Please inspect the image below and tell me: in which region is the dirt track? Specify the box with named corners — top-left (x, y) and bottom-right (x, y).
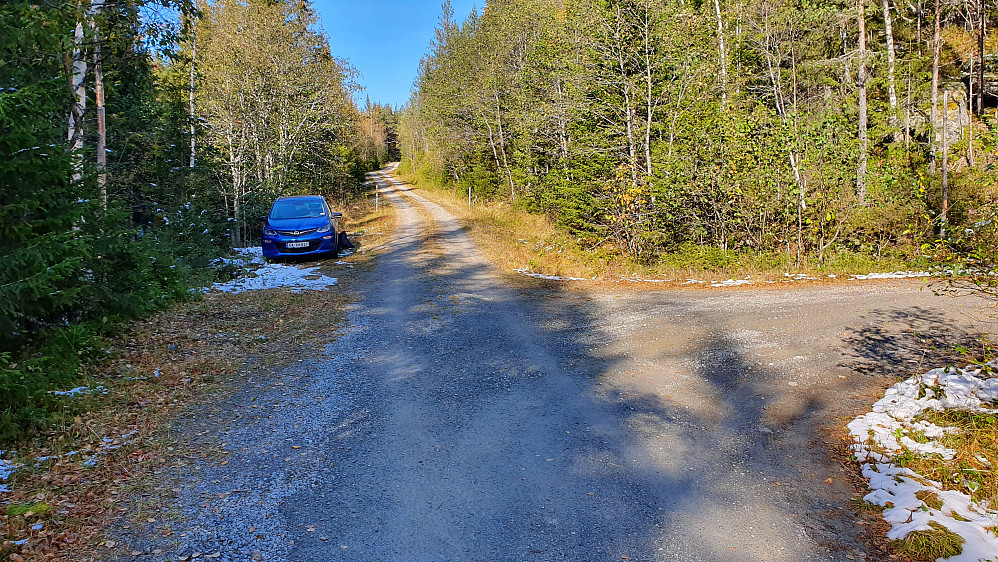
top-left (110, 168), bottom-right (996, 561)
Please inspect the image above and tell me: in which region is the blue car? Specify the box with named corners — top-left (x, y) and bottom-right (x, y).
top-left (261, 195), bottom-right (341, 260)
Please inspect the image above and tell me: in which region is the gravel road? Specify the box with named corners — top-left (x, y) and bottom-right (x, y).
top-left (111, 169), bottom-right (996, 561)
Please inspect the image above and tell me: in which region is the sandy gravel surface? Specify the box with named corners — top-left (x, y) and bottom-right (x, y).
top-left (108, 170), bottom-right (996, 561)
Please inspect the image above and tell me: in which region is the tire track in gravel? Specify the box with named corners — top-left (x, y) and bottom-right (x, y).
top-left (109, 166), bottom-right (996, 562)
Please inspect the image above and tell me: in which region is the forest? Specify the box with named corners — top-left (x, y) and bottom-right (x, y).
top-left (0, 0), bottom-right (396, 441)
top-left (402, 0), bottom-right (998, 267)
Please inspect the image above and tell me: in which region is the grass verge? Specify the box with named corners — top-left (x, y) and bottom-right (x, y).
top-left (395, 171), bottom-right (932, 285)
top-left (0, 196), bottom-right (393, 561)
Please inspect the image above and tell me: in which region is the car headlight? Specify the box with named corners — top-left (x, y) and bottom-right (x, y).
top-left (263, 227), bottom-right (276, 236)
top-left (316, 222), bottom-right (332, 233)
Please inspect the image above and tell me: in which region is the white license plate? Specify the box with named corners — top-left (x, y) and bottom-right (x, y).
top-left (286, 241), bottom-right (309, 249)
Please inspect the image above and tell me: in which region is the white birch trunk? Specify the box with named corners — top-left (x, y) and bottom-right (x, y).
top-left (714, 0), bottom-right (728, 109)
top-left (189, 25), bottom-right (197, 168)
top-left (92, 0), bottom-right (106, 209)
top-left (857, 0), bottom-right (869, 204)
top-left (68, 16), bottom-right (87, 185)
top-left (883, 0), bottom-right (899, 141)
top-left (930, 0), bottom-right (941, 172)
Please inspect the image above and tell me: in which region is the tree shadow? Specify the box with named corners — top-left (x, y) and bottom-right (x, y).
top-left (839, 306), bottom-right (981, 378)
top-left (279, 176), bottom-right (864, 561)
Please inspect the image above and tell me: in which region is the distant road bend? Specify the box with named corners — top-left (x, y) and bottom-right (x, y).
top-left (117, 166), bottom-right (996, 561)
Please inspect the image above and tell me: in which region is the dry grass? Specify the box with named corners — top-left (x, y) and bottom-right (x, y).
top-left (898, 407), bottom-right (998, 510)
top-left (891, 521), bottom-right (965, 560)
top-left (0, 200), bottom-right (393, 561)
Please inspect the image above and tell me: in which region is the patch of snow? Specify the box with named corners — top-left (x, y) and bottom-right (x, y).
top-left (621, 276), bottom-right (673, 283)
top-left (49, 385), bottom-right (107, 397)
top-left (0, 451), bottom-right (17, 492)
top-left (710, 278), bottom-right (753, 287)
top-left (848, 363), bottom-right (998, 560)
top-left (850, 271), bottom-right (933, 280)
top-left (207, 247), bottom-right (337, 294)
top-left (513, 268), bottom-right (586, 281)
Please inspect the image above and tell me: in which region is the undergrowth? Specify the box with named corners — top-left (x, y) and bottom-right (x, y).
top-left (0, 196), bottom-right (390, 560)
top-left (398, 170), bottom-right (943, 283)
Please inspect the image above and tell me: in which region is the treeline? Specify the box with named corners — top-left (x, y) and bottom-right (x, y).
top-left (402, 0), bottom-right (998, 264)
top-left (0, 0), bottom-right (386, 441)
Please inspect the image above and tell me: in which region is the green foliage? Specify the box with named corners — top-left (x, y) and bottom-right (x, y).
top-left (401, 0), bottom-right (994, 269)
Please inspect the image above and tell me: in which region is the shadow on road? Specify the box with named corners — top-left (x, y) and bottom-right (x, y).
top-left (286, 173), bottom-right (867, 561)
top-left (840, 306), bottom-right (980, 378)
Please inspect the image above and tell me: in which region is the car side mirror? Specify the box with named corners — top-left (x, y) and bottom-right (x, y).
top-left (257, 216), bottom-right (267, 222)
top-left (330, 212), bottom-right (342, 219)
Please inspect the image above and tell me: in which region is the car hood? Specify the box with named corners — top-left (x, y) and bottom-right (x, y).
top-left (267, 216), bottom-right (331, 230)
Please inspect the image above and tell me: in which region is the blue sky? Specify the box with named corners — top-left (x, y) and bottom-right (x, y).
top-left (312, 0), bottom-right (479, 109)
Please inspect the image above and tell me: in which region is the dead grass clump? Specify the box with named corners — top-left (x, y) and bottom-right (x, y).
top-left (915, 490), bottom-right (944, 510)
top-left (891, 521), bottom-right (964, 560)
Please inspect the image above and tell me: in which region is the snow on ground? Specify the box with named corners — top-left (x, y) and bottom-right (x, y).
top-left (207, 247), bottom-right (337, 294)
top-left (48, 385), bottom-right (107, 397)
top-left (0, 430), bottom-right (141, 494)
top-left (848, 364), bottom-right (998, 561)
top-left (710, 278), bottom-right (753, 287)
top-left (849, 271), bottom-right (934, 280)
top-left (512, 268), bottom-right (588, 281)
top-left (0, 452), bottom-right (16, 493)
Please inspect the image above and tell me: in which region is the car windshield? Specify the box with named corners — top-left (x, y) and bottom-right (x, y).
top-left (270, 199), bottom-right (326, 220)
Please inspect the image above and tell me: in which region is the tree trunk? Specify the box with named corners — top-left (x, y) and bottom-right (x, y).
top-left (92, 0), bottom-right (106, 210)
top-left (906, 60), bottom-right (913, 148)
top-left (930, 0), bottom-right (941, 172)
top-left (941, 90), bottom-right (949, 237)
top-left (967, 63), bottom-right (976, 166)
top-left (492, 94), bottom-right (515, 198)
top-left (714, 0), bottom-right (728, 109)
top-left (68, 12), bottom-right (87, 185)
top-left (978, 0), bottom-right (985, 114)
top-left (857, 0), bottom-right (869, 204)
top-left (642, 0), bottom-right (654, 177)
top-left (189, 24), bottom-right (197, 168)
top-left (883, 0), bottom-right (899, 141)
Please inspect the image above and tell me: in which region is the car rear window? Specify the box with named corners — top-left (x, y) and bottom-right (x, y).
top-left (270, 199), bottom-right (326, 219)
